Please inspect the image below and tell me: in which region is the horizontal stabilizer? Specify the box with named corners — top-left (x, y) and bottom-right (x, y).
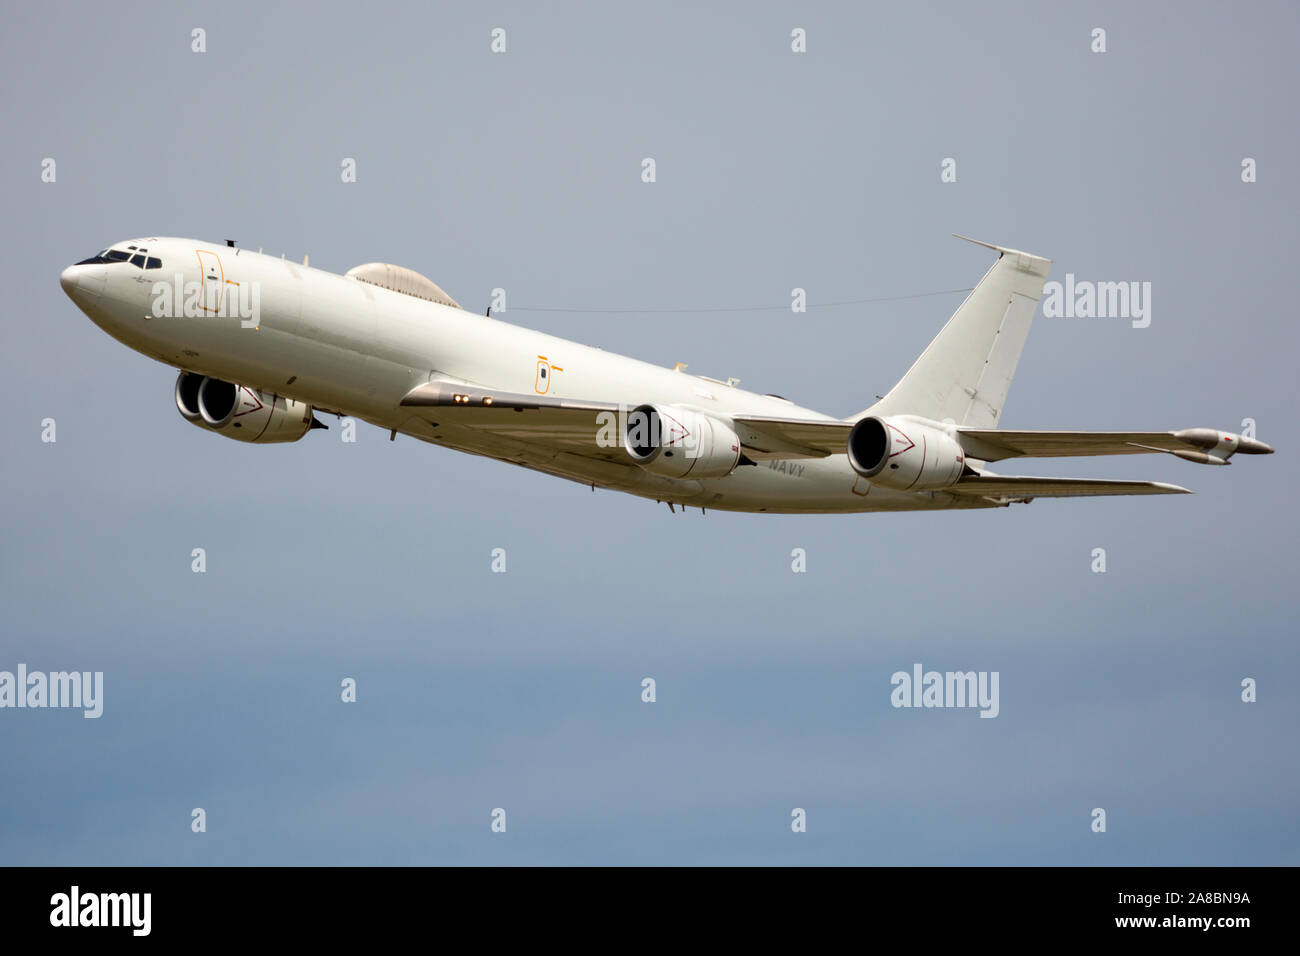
top-left (948, 475), bottom-right (1190, 500)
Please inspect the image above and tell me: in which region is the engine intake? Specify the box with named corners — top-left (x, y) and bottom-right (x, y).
top-left (847, 416), bottom-right (965, 491)
top-left (622, 404), bottom-right (742, 479)
top-left (175, 371), bottom-right (316, 443)
top-left (174, 370), bottom-right (204, 422)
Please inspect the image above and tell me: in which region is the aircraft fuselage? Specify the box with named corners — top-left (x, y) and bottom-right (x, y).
top-left (58, 237), bottom-right (998, 514)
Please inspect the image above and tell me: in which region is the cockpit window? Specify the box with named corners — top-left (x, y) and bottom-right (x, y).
top-left (74, 247), bottom-right (161, 269)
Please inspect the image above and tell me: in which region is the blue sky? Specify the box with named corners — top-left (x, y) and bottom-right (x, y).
top-left (1, 1), bottom-right (1296, 864)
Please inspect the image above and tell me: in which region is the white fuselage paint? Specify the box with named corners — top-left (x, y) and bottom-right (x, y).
top-left (62, 237), bottom-right (995, 514)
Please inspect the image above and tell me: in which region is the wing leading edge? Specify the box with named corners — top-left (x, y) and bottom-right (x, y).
top-left (398, 381), bottom-right (622, 456)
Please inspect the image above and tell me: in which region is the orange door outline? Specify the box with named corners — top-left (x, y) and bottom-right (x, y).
top-left (196, 250), bottom-right (224, 314)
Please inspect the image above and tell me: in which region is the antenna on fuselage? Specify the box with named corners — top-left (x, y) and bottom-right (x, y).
top-left (226, 239), bottom-right (236, 248)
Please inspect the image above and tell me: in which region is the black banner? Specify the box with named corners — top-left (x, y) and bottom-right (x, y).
top-left (0, 866), bottom-right (1278, 941)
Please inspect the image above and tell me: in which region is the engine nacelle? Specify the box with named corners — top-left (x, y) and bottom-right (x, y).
top-left (847, 415), bottom-right (966, 491)
top-left (622, 403), bottom-right (742, 479)
top-left (175, 371), bottom-right (315, 443)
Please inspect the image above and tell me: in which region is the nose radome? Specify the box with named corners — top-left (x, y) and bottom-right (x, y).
top-left (60, 262), bottom-right (107, 301)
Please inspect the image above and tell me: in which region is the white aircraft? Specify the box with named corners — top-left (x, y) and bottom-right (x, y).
top-left (59, 235), bottom-right (1272, 514)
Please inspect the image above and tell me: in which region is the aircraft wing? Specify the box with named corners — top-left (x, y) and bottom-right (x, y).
top-left (729, 416), bottom-right (847, 458)
top-left (729, 417), bottom-right (1275, 466)
top-left (398, 381), bottom-right (623, 456)
top-left (954, 428), bottom-right (1275, 463)
top-left (401, 388), bottom-right (847, 462)
top-left (399, 388), bottom-right (1275, 474)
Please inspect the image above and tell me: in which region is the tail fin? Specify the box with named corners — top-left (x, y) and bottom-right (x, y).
top-left (859, 236), bottom-right (1052, 428)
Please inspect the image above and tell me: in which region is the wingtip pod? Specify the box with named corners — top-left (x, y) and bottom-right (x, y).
top-left (1171, 449), bottom-right (1230, 466)
top-left (1173, 428), bottom-right (1275, 461)
top-left (1237, 437), bottom-right (1275, 455)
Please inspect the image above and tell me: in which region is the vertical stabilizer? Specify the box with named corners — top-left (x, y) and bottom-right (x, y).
top-left (860, 237), bottom-right (1052, 428)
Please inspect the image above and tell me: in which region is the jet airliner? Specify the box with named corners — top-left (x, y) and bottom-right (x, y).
top-left (58, 235), bottom-right (1272, 514)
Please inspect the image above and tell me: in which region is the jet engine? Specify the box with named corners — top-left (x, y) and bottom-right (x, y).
top-left (174, 371), bottom-right (317, 443)
top-left (621, 403), bottom-right (742, 479)
top-left (846, 415), bottom-right (966, 491)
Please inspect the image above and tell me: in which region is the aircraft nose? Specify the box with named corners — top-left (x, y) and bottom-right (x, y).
top-left (59, 262), bottom-right (107, 301)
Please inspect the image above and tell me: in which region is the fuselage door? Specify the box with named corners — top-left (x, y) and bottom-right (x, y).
top-left (196, 250), bottom-right (224, 314)
top-left (535, 355), bottom-right (563, 394)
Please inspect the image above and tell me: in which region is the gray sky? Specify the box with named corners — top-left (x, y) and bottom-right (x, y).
top-left (1, 0), bottom-right (1297, 864)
